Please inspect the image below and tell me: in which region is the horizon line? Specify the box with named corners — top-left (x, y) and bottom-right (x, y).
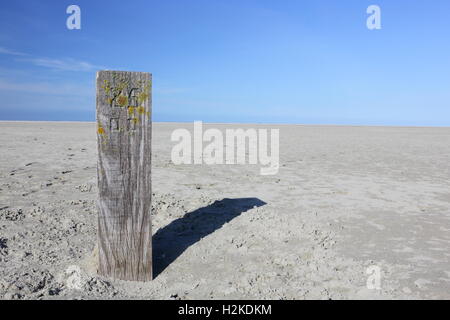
top-left (0, 120), bottom-right (449, 129)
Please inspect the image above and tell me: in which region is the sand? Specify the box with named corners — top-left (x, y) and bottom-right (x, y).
top-left (0, 121), bottom-right (449, 300)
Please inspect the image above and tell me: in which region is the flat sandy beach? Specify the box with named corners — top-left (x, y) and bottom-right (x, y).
top-left (1, 121), bottom-right (449, 299)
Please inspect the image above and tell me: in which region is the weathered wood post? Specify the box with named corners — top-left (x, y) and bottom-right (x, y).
top-left (96, 70), bottom-right (152, 281)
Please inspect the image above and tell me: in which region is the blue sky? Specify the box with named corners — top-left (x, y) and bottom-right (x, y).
top-left (0, 0), bottom-right (449, 125)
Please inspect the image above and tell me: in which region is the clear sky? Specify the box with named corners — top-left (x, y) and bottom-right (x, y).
top-left (0, 0), bottom-right (449, 125)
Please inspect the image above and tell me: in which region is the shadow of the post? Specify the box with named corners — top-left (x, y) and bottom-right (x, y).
top-left (152, 197), bottom-right (266, 278)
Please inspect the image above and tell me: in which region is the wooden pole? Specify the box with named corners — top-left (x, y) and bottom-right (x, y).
top-left (96, 70), bottom-right (152, 281)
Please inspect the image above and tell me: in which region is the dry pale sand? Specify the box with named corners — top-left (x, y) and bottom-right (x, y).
top-left (0, 121), bottom-right (450, 300)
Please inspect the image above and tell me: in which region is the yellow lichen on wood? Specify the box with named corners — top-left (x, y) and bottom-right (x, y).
top-left (118, 95), bottom-right (128, 107)
top-left (137, 106), bottom-right (145, 115)
top-left (138, 91), bottom-right (149, 104)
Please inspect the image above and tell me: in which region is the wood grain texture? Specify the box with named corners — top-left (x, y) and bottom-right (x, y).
top-left (96, 70), bottom-right (152, 281)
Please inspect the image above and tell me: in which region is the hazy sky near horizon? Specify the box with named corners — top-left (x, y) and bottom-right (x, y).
top-left (0, 0), bottom-right (449, 125)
